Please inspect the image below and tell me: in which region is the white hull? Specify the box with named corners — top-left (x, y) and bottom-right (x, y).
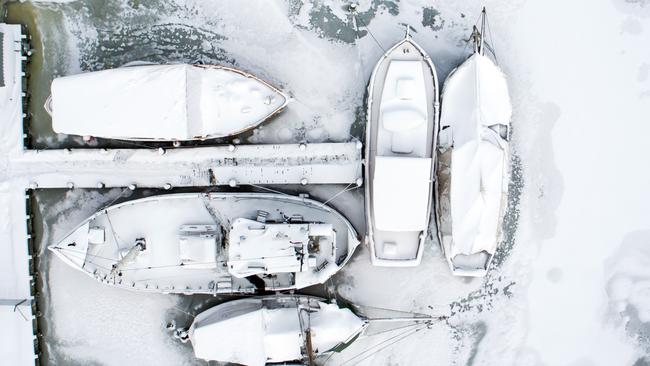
top-left (49, 192), bottom-right (360, 294)
top-left (365, 37), bottom-right (439, 267)
top-left (45, 64), bottom-right (288, 141)
top-left (189, 295), bottom-right (366, 366)
top-left (436, 52), bottom-right (511, 277)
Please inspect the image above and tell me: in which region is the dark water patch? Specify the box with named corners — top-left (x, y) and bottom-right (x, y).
top-left (492, 153), bottom-right (522, 269)
top-left (6, 2), bottom-right (57, 149)
top-left (623, 305), bottom-right (650, 356)
top-left (300, 1), bottom-right (399, 44)
top-left (422, 7), bottom-right (445, 31)
top-left (349, 101), bottom-right (366, 141)
top-left (634, 357), bottom-right (650, 366)
top-left (56, 0), bottom-right (231, 70)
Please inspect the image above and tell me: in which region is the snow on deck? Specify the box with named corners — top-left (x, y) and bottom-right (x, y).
top-left (0, 24), bottom-right (36, 366)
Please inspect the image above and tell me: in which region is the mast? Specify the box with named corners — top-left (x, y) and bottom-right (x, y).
top-left (305, 327), bottom-right (315, 366)
top-left (298, 298), bottom-right (316, 366)
top-left (478, 7), bottom-right (486, 55)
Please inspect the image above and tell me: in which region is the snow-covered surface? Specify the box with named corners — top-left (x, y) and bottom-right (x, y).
top-left (3, 0), bottom-right (650, 365)
top-left (0, 24), bottom-right (37, 366)
top-left (189, 296), bottom-right (365, 365)
top-left (50, 64), bottom-right (287, 140)
top-left (437, 52), bottom-right (511, 275)
top-left (0, 302), bottom-right (36, 365)
top-left (9, 142), bottom-right (362, 187)
top-left (365, 37), bottom-right (437, 267)
top-left (0, 23), bottom-right (25, 156)
top-left (372, 156), bottom-right (431, 232)
top-left (228, 219), bottom-right (335, 278)
top-left (379, 60), bottom-right (428, 155)
top-left (49, 192), bottom-right (360, 294)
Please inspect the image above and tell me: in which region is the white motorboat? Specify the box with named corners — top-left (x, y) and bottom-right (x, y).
top-left (436, 9), bottom-right (511, 277)
top-left (49, 192), bottom-right (360, 294)
top-left (44, 64), bottom-right (288, 141)
top-left (189, 296), bottom-right (367, 365)
top-left (365, 33), bottom-right (440, 267)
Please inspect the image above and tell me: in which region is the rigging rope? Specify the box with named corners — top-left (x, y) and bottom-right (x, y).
top-left (248, 184), bottom-right (294, 197)
top-left (322, 183), bottom-right (359, 206)
top-left (352, 10), bottom-right (387, 54)
top-left (485, 11), bottom-right (499, 64)
top-left (361, 321), bottom-right (425, 338)
top-left (353, 303), bottom-right (438, 318)
top-left (336, 322), bottom-right (430, 366)
top-left (105, 212), bottom-right (124, 260)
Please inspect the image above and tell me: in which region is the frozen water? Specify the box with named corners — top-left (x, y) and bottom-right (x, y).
top-left (2, 0), bottom-right (650, 365)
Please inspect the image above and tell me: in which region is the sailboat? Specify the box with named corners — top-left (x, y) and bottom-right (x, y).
top-left (189, 296), bottom-right (365, 365)
top-left (436, 8), bottom-right (511, 277)
top-left (187, 295), bottom-right (442, 365)
top-left (44, 64), bottom-right (288, 141)
top-left (365, 31), bottom-right (440, 267)
top-left (49, 192), bottom-right (360, 294)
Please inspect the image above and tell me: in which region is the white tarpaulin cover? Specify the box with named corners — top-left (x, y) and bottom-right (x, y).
top-left (50, 64), bottom-right (287, 140)
top-left (372, 156), bottom-right (432, 231)
top-left (191, 299), bottom-right (269, 366)
top-left (190, 298), bottom-right (365, 366)
top-left (439, 53), bottom-right (511, 258)
top-left (227, 218), bottom-right (309, 278)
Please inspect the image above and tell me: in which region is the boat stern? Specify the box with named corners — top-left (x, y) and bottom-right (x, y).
top-left (446, 250), bottom-right (494, 277)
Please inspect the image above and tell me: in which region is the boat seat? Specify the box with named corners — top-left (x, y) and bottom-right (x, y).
top-left (380, 101), bottom-right (427, 154)
top-left (395, 78), bottom-right (417, 100)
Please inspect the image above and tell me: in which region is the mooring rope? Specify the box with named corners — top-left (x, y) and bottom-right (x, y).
top-left (336, 322), bottom-right (430, 366)
top-left (351, 8), bottom-right (387, 54)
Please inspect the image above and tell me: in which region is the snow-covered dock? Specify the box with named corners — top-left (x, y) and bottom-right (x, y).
top-left (0, 186), bottom-right (36, 366)
top-left (10, 142), bottom-right (362, 188)
top-left (0, 24), bottom-right (37, 366)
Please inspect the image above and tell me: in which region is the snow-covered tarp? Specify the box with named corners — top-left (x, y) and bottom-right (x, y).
top-left (372, 156), bottom-right (432, 231)
top-left (49, 64), bottom-right (288, 140)
top-left (438, 53), bottom-right (511, 267)
top-left (190, 297), bottom-right (365, 365)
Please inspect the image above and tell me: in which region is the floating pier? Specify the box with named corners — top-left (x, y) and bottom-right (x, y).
top-left (0, 23), bottom-right (37, 366)
top-left (11, 142), bottom-right (362, 188)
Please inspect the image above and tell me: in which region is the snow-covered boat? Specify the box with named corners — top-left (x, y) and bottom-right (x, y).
top-left (189, 296), bottom-right (367, 365)
top-left (365, 33), bottom-right (439, 267)
top-left (436, 9), bottom-right (511, 277)
top-left (49, 192), bottom-right (360, 294)
top-left (44, 64), bottom-right (288, 141)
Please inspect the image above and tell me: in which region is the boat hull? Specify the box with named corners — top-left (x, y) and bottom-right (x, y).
top-left (365, 37), bottom-right (439, 267)
top-left (46, 64), bottom-right (288, 141)
top-left (436, 52), bottom-right (511, 277)
top-left (49, 192), bottom-right (360, 294)
top-left (189, 295), bottom-right (366, 365)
